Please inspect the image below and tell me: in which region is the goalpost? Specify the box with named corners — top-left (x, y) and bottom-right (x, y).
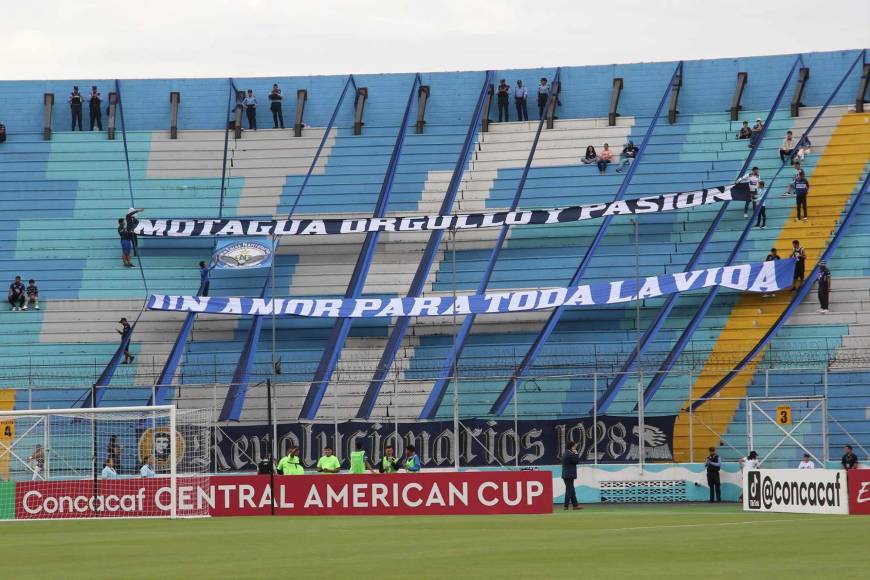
top-left (0, 405), bottom-right (211, 520)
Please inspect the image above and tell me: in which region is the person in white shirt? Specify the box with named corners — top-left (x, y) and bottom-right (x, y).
top-left (740, 450), bottom-right (760, 471)
top-left (739, 166), bottom-right (761, 217)
top-left (779, 130), bottom-right (796, 162)
top-left (514, 80), bottom-right (529, 121)
top-left (242, 89), bottom-right (257, 130)
top-left (798, 453), bottom-right (815, 469)
top-left (140, 455), bottom-right (156, 477)
top-left (101, 458), bottom-right (118, 479)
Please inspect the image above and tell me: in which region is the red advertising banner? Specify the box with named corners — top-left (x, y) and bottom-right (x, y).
top-left (847, 469), bottom-right (870, 515)
top-left (15, 471), bottom-right (552, 519)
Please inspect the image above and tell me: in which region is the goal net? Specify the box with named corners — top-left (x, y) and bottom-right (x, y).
top-left (0, 405), bottom-right (211, 520)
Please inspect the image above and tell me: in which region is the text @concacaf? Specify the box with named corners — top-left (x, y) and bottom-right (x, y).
top-left (759, 473), bottom-right (842, 508)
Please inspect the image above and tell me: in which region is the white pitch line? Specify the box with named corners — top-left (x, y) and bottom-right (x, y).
top-left (580, 516), bottom-right (845, 533)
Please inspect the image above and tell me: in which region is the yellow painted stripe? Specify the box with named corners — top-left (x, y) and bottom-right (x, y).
top-left (0, 389), bottom-right (14, 479)
top-left (673, 113), bottom-right (870, 462)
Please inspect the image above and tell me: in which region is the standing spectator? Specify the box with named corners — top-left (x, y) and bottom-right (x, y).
top-left (277, 446), bottom-right (304, 475)
top-left (243, 89), bottom-right (257, 130)
top-left (496, 79), bottom-right (510, 123)
top-left (842, 445), bottom-right (859, 470)
top-left (597, 143), bottom-right (612, 174)
top-left (816, 261), bottom-right (831, 314)
top-left (101, 458), bottom-right (118, 479)
top-left (740, 450), bottom-right (760, 471)
top-left (69, 86), bottom-right (84, 131)
top-left (793, 170), bottom-right (810, 222)
top-left (615, 141), bottom-right (638, 173)
top-left (736, 120), bottom-right (751, 140)
top-left (537, 77), bottom-right (549, 119)
top-left (704, 446), bottom-right (722, 503)
top-left (378, 445), bottom-right (400, 474)
top-left (798, 453), bottom-right (815, 469)
top-left (514, 80), bottom-right (529, 122)
top-left (784, 161), bottom-right (803, 197)
top-left (28, 444), bottom-right (45, 481)
top-left (754, 181), bottom-right (767, 228)
top-left (581, 145), bottom-right (598, 164)
top-left (88, 86), bottom-right (103, 131)
top-left (763, 247), bottom-right (780, 298)
top-left (24, 279), bottom-right (39, 311)
top-left (401, 444), bottom-right (421, 472)
top-left (8, 275), bottom-right (25, 311)
top-left (118, 317), bottom-right (134, 364)
top-left (125, 207), bottom-right (143, 256)
top-left (107, 435), bottom-right (122, 474)
top-left (779, 130), bottom-right (797, 162)
top-left (561, 441), bottom-right (582, 510)
top-left (316, 446), bottom-right (341, 473)
top-left (739, 166), bottom-right (761, 218)
top-left (118, 219), bottom-right (134, 267)
top-left (199, 261), bottom-right (211, 296)
top-left (790, 240), bottom-right (806, 291)
top-left (749, 117), bottom-right (763, 148)
top-left (268, 84), bottom-right (284, 129)
top-left (140, 455), bottom-right (156, 477)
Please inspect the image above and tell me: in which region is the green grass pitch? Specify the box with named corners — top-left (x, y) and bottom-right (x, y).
top-left (2, 504), bottom-right (868, 579)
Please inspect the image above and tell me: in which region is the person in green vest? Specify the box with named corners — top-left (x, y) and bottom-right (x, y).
top-left (401, 444), bottom-right (421, 473)
top-left (349, 441), bottom-right (375, 474)
top-left (316, 446), bottom-right (341, 473)
top-left (277, 446), bottom-right (304, 475)
top-left (378, 444), bottom-right (400, 474)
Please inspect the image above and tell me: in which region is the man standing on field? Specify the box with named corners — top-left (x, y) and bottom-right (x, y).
top-left (705, 446), bottom-right (722, 502)
top-left (561, 441), bottom-right (581, 510)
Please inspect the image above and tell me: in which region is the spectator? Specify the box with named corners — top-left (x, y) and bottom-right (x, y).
top-left (140, 455), bottom-right (156, 477)
top-left (101, 458), bottom-right (118, 479)
top-left (8, 276), bottom-right (25, 311)
top-left (277, 446), bottom-right (304, 475)
top-left (199, 261), bottom-right (211, 296)
top-left (790, 240), bottom-right (806, 291)
top-left (0, 122), bottom-right (6, 143)
top-left (798, 453), bottom-right (815, 469)
top-left (763, 247), bottom-right (780, 298)
top-left (243, 89), bottom-right (257, 130)
top-left (378, 444), bottom-right (400, 473)
top-left (779, 130), bottom-right (796, 162)
top-left (793, 170), bottom-right (810, 222)
top-left (88, 86), bottom-right (103, 131)
top-left (842, 445), bottom-right (858, 470)
top-left (793, 136), bottom-right (811, 164)
top-left (316, 446), bottom-right (341, 473)
top-left (268, 84), bottom-right (284, 129)
top-left (816, 260), bottom-right (831, 314)
top-left (704, 446), bottom-right (722, 503)
top-left (69, 86), bottom-right (84, 131)
top-left (615, 141), bottom-right (638, 173)
top-left (754, 181), bottom-right (767, 229)
top-left (117, 317), bottom-right (134, 364)
top-left (739, 166), bottom-right (761, 218)
top-left (24, 279), bottom-right (39, 311)
top-left (749, 117), bottom-right (763, 148)
top-left (118, 219), bottom-right (134, 267)
top-left (597, 143), bottom-right (612, 174)
top-left (496, 79), bottom-right (510, 123)
top-left (736, 120), bottom-right (751, 140)
top-left (401, 444), bottom-right (421, 472)
top-left (514, 80), bottom-right (529, 122)
top-left (28, 444), bottom-right (45, 481)
top-left (561, 441), bottom-right (582, 511)
top-left (581, 145), bottom-right (597, 165)
top-left (107, 434), bottom-right (122, 473)
top-left (349, 441), bottom-right (375, 474)
top-left (124, 207), bottom-right (143, 256)
top-left (783, 161), bottom-right (803, 196)
top-left (740, 450), bottom-right (760, 471)
top-left (537, 77), bottom-right (549, 119)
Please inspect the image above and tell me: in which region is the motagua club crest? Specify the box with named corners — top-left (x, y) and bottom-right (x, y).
top-left (138, 427), bottom-right (185, 471)
top-left (214, 240), bottom-right (271, 269)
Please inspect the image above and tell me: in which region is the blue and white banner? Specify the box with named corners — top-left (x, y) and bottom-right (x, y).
top-left (134, 183), bottom-right (751, 237)
top-left (211, 237), bottom-right (273, 269)
top-left (148, 258), bottom-right (794, 318)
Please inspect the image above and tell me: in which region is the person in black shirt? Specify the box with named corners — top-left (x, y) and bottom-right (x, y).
top-left (88, 86), bottom-right (103, 131)
top-left (704, 446), bottom-right (722, 502)
top-left (118, 219), bottom-right (134, 267)
top-left (790, 240), bottom-right (806, 291)
top-left (763, 248), bottom-right (780, 298)
top-left (8, 275), bottom-right (25, 311)
top-left (736, 120), bottom-right (751, 140)
top-left (496, 79), bottom-right (510, 123)
top-left (615, 141), bottom-right (639, 173)
top-left (107, 434), bottom-right (123, 473)
top-left (117, 317), bottom-right (134, 364)
top-left (69, 86), bottom-right (84, 131)
top-left (199, 261), bottom-right (211, 296)
top-left (793, 170), bottom-right (810, 222)
top-left (125, 208), bottom-right (143, 257)
top-left (816, 261), bottom-right (831, 314)
top-left (25, 279), bottom-right (39, 311)
top-left (561, 441), bottom-right (582, 510)
top-left (841, 445), bottom-right (858, 470)
top-left (269, 84), bottom-right (284, 129)
top-left (537, 77), bottom-right (549, 120)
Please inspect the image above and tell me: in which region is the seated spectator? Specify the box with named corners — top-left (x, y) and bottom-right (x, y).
top-left (25, 279), bottom-right (39, 311)
top-left (793, 135), bottom-right (811, 164)
top-left (101, 458), bottom-right (118, 479)
top-left (749, 118), bottom-right (763, 148)
top-left (8, 275), bottom-right (25, 311)
top-left (0, 122), bottom-right (6, 143)
top-left (736, 120), bottom-right (751, 140)
top-left (581, 145), bottom-right (597, 164)
top-left (779, 130), bottom-right (796, 162)
top-left (615, 141), bottom-right (638, 173)
top-left (597, 143), bottom-right (613, 174)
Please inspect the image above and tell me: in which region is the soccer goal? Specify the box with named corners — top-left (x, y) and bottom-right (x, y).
top-left (0, 405), bottom-right (211, 520)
